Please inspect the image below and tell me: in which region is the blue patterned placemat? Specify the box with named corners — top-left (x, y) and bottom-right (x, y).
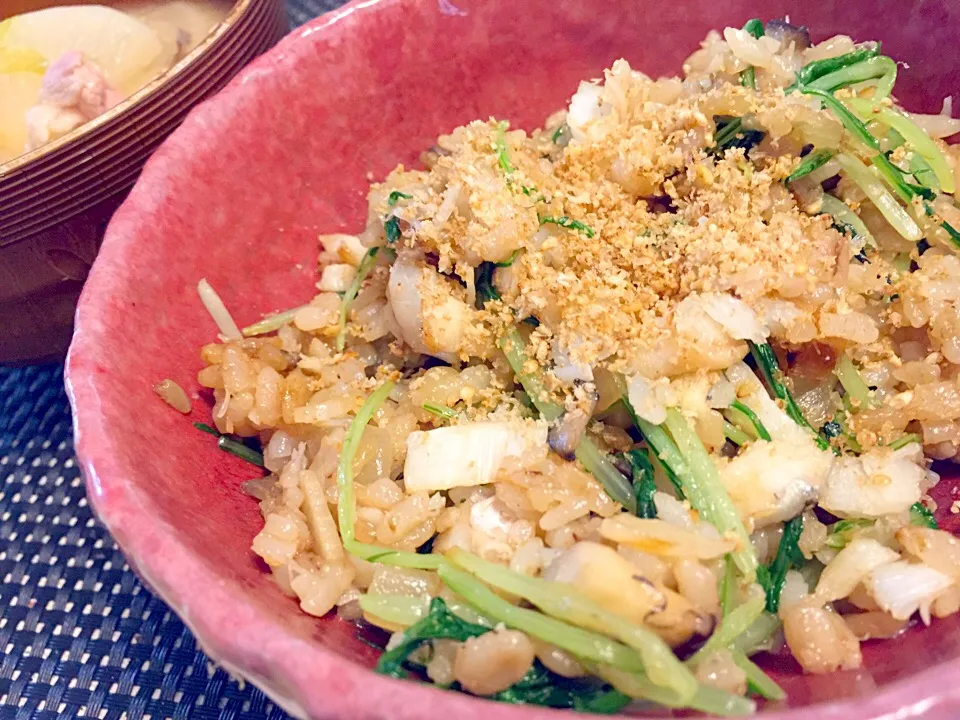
top-left (0, 365), bottom-right (291, 720)
top-left (0, 2), bottom-right (346, 718)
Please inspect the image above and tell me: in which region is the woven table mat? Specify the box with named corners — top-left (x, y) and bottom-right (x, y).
top-left (0, 2), bottom-right (346, 718)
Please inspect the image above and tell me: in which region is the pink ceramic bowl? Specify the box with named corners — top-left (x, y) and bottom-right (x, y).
top-left (66, 0), bottom-right (960, 717)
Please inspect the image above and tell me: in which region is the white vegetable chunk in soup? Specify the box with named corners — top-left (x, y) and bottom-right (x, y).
top-left (0, 0), bottom-right (234, 163)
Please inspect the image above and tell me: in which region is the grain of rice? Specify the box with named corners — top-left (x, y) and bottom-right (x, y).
top-left (153, 379), bottom-right (191, 414)
top-left (453, 630), bottom-right (535, 696)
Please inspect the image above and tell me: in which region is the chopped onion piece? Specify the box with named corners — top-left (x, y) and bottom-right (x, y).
top-left (198, 278), bottom-right (242, 340)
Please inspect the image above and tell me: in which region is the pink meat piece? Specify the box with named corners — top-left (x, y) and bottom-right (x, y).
top-left (40, 51), bottom-right (122, 116)
top-left (25, 51), bottom-right (123, 151)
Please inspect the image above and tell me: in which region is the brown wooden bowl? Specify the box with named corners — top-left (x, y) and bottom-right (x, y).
top-left (0, 0), bottom-right (287, 364)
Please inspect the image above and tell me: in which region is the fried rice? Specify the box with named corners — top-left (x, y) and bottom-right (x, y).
top-left (177, 19), bottom-right (960, 715)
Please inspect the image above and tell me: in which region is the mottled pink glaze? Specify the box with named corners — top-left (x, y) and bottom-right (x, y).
top-left (67, 0), bottom-right (960, 717)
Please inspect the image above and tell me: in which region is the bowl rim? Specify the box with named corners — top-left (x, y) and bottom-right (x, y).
top-left (65, 1), bottom-right (960, 718)
top-left (0, 0), bottom-right (259, 178)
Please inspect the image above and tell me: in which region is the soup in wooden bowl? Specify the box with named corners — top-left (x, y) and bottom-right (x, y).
top-left (0, 0), bottom-right (286, 364)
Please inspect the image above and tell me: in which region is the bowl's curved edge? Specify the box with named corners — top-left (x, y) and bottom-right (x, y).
top-left (64, 1), bottom-right (960, 718)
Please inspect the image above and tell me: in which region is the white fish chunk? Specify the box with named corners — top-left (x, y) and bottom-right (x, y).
top-left (865, 560), bottom-right (954, 622)
top-left (819, 444), bottom-right (925, 518)
top-left (387, 256), bottom-right (471, 362)
top-left (720, 436), bottom-right (832, 529)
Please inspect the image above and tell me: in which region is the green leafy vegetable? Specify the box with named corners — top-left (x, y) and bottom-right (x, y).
top-left (719, 556), bottom-right (738, 617)
top-left (661, 409), bottom-right (758, 577)
top-left (806, 55), bottom-right (897, 97)
top-left (573, 434), bottom-right (639, 514)
top-left (337, 381), bottom-right (443, 570)
top-left (835, 153), bottom-right (923, 243)
top-left (749, 342), bottom-right (831, 451)
top-left (540, 216), bottom-right (596, 237)
top-left (194, 422), bottom-right (264, 466)
top-left (742, 18), bottom-right (764, 37)
top-left (730, 612), bottom-right (782, 655)
top-left (620, 448), bottom-right (657, 518)
top-left (593, 664), bottom-right (756, 716)
top-left (358, 594), bottom-right (429, 626)
top-left (803, 92), bottom-right (959, 248)
top-left (786, 149), bottom-right (834, 184)
top-left (492, 663), bottom-right (626, 711)
top-left (910, 152), bottom-right (941, 192)
top-left (738, 19), bottom-right (764, 89)
top-left (756, 514), bottom-right (804, 613)
top-left (846, 98), bottom-right (955, 193)
top-left (790, 45), bottom-right (882, 90)
top-left (729, 400), bottom-right (771, 441)
top-left (624, 400), bottom-right (757, 578)
top-left (723, 420), bottom-right (752, 446)
top-left (572, 689), bottom-right (632, 714)
top-left (889, 432), bottom-right (922, 450)
top-left (821, 194), bottom-right (875, 249)
top-left (602, 666), bottom-right (755, 715)
top-left (385, 213), bottom-right (403, 242)
top-left (495, 120), bottom-right (516, 174)
top-left (335, 247), bottom-right (382, 352)
top-left (802, 87), bottom-right (879, 150)
top-left (422, 403), bottom-right (457, 420)
top-left (869, 154), bottom-right (960, 249)
top-left (242, 305), bottom-right (306, 337)
top-left (499, 329), bottom-right (561, 420)
top-left (688, 593), bottom-right (765, 664)
top-left (447, 548), bottom-right (698, 701)
top-left (711, 116), bottom-right (766, 154)
top-left (835, 354), bottom-right (875, 410)
top-left (495, 248), bottom-right (523, 267)
top-left (194, 422), bottom-right (219, 436)
top-left (627, 407), bottom-right (693, 499)
top-left (551, 123), bottom-right (569, 144)
top-left (825, 518), bottom-right (874, 549)
top-left (359, 593), bottom-right (491, 628)
top-left (499, 329), bottom-right (635, 511)
top-left (475, 261), bottom-right (502, 308)
top-left (873, 153), bottom-right (935, 202)
top-left (217, 435), bottom-right (264, 466)
top-left (387, 190), bottom-right (412, 206)
top-left (438, 564), bottom-right (650, 676)
top-left (910, 501), bottom-right (938, 529)
top-left (731, 650), bottom-right (786, 701)
top-left (375, 597), bottom-right (488, 678)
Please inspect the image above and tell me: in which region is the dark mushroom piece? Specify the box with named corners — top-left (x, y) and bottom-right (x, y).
top-left (420, 144), bottom-right (453, 168)
top-left (764, 19), bottom-right (811, 50)
top-left (547, 388), bottom-right (599, 459)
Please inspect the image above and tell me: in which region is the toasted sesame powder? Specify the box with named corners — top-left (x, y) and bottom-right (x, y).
top-left (373, 74), bottom-right (844, 379)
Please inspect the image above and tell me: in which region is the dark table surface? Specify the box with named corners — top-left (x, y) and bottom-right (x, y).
top-left (0, 3), bottom-right (346, 718)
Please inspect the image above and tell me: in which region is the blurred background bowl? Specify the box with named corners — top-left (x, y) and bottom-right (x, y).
top-left (0, 0), bottom-right (286, 365)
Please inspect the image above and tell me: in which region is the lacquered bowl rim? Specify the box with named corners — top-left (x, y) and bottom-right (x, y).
top-left (65, 1), bottom-right (960, 717)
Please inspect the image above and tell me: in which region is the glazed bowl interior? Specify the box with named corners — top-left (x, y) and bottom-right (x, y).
top-left (66, 0), bottom-right (960, 718)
